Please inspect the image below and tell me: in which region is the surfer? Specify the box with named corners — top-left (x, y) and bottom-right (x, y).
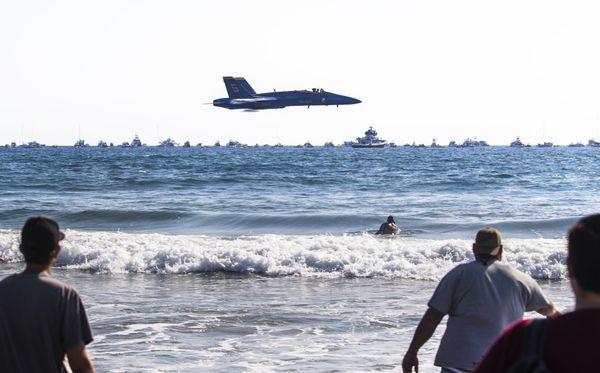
top-left (376, 215), bottom-right (400, 235)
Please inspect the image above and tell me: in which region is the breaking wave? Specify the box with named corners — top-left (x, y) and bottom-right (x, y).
top-left (0, 230), bottom-right (566, 280)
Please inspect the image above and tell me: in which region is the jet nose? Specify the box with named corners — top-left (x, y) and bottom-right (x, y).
top-left (350, 97), bottom-right (361, 104)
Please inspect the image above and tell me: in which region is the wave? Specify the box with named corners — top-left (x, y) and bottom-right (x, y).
top-left (0, 230), bottom-right (567, 280)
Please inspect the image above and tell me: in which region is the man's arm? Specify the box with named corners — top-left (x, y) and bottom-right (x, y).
top-left (536, 303), bottom-right (561, 318)
top-left (402, 307), bottom-right (445, 373)
top-left (66, 345), bottom-right (94, 373)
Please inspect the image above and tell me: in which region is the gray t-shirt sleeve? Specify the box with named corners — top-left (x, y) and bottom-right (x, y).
top-left (61, 289), bottom-right (93, 350)
top-left (523, 277), bottom-right (552, 312)
top-left (428, 269), bottom-right (458, 314)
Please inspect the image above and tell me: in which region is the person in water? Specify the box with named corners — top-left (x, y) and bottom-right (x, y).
top-left (376, 216), bottom-right (400, 235)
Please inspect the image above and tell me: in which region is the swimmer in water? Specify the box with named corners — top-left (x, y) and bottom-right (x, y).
top-left (376, 215), bottom-right (400, 235)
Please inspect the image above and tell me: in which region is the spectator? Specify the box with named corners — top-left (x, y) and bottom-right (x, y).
top-left (0, 216), bottom-right (94, 373)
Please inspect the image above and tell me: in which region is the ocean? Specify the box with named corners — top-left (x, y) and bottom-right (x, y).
top-left (0, 146), bottom-right (597, 372)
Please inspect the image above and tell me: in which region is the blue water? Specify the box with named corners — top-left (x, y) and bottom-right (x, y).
top-left (0, 146), bottom-right (598, 237)
top-left (0, 146), bottom-right (593, 371)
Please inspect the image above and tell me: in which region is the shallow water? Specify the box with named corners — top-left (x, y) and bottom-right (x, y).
top-left (0, 264), bottom-right (573, 372)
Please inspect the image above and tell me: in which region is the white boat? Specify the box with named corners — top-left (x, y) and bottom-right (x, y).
top-left (510, 137), bottom-right (525, 147)
top-left (459, 138), bottom-right (489, 148)
top-left (351, 126), bottom-right (387, 148)
top-left (431, 138), bottom-right (442, 148)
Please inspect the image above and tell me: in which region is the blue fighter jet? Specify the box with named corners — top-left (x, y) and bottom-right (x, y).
top-left (213, 77), bottom-right (361, 110)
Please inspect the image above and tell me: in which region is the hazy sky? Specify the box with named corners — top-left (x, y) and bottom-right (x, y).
top-left (1, 0), bottom-right (600, 145)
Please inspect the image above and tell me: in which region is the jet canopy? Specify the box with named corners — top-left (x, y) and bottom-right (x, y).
top-left (311, 88), bottom-right (325, 93)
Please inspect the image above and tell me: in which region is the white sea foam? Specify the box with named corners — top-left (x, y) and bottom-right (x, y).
top-left (0, 229), bottom-right (567, 280)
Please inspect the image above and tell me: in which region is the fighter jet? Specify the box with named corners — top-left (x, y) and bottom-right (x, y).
top-left (213, 77), bottom-right (361, 110)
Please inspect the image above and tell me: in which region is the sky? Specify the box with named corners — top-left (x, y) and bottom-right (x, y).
top-left (1, 0), bottom-right (600, 146)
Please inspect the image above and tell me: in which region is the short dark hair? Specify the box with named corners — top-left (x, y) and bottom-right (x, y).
top-left (19, 216), bottom-right (65, 265)
top-left (387, 215), bottom-right (395, 223)
top-left (568, 214), bottom-right (600, 293)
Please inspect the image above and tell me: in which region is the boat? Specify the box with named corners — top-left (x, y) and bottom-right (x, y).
top-left (351, 126), bottom-right (387, 148)
top-left (196, 143), bottom-right (203, 147)
top-left (97, 141), bottom-right (108, 148)
top-left (588, 139), bottom-right (600, 147)
top-left (273, 143), bottom-right (284, 148)
top-left (226, 140), bottom-right (245, 148)
top-left (448, 140), bottom-right (457, 147)
top-left (131, 135), bottom-right (143, 147)
top-left (536, 142), bottom-right (553, 148)
top-left (159, 138), bottom-right (177, 147)
top-left (458, 137), bottom-right (490, 148)
top-left (510, 137), bottom-right (526, 147)
top-left (183, 141), bottom-right (191, 148)
top-left (303, 142), bottom-right (314, 148)
top-left (19, 141), bottom-right (45, 148)
top-left (74, 139), bottom-right (89, 147)
top-left (120, 142), bottom-right (130, 148)
top-left (324, 141), bottom-right (335, 148)
top-left (389, 142), bottom-right (397, 148)
top-left (460, 138), bottom-right (479, 147)
top-left (568, 142), bottom-right (585, 148)
top-left (214, 141), bottom-right (221, 147)
top-left (431, 138), bottom-right (442, 148)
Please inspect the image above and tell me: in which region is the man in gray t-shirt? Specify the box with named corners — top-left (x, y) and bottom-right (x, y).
top-left (0, 217), bottom-right (94, 373)
top-left (401, 227), bottom-right (558, 373)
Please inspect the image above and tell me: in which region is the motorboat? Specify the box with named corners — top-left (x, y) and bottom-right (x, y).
top-left (324, 141), bottom-right (335, 148)
top-left (19, 141), bottom-right (45, 148)
top-left (431, 138), bottom-right (442, 148)
top-left (97, 141), bottom-right (108, 148)
top-left (159, 138), bottom-right (177, 147)
top-left (588, 139), bottom-right (600, 147)
top-left (536, 142), bottom-right (553, 148)
top-left (351, 126), bottom-right (387, 148)
top-left (226, 140), bottom-right (246, 148)
top-left (131, 135), bottom-right (143, 147)
top-left (510, 137), bottom-right (526, 147)
top-left (74, 139), bottom-right (89, 147)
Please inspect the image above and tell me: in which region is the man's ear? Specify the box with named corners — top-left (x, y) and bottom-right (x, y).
top-left (52, 244), bottom-right (61, 259)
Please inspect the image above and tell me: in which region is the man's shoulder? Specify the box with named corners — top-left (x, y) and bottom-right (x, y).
top-left (490, 261), bottom-right (537, 283)
top-left (1, 273), bottom-right (76, 294)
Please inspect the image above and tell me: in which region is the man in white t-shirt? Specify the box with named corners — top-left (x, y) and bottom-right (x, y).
top-left (401, 227), bottom-right (559, 373)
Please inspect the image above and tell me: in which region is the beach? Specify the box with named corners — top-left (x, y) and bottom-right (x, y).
top-left (0, 146), bottom-right (596, 371)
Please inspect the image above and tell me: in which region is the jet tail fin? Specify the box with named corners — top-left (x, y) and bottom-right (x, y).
top-left (223, 76), bottom-right (256, 98)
